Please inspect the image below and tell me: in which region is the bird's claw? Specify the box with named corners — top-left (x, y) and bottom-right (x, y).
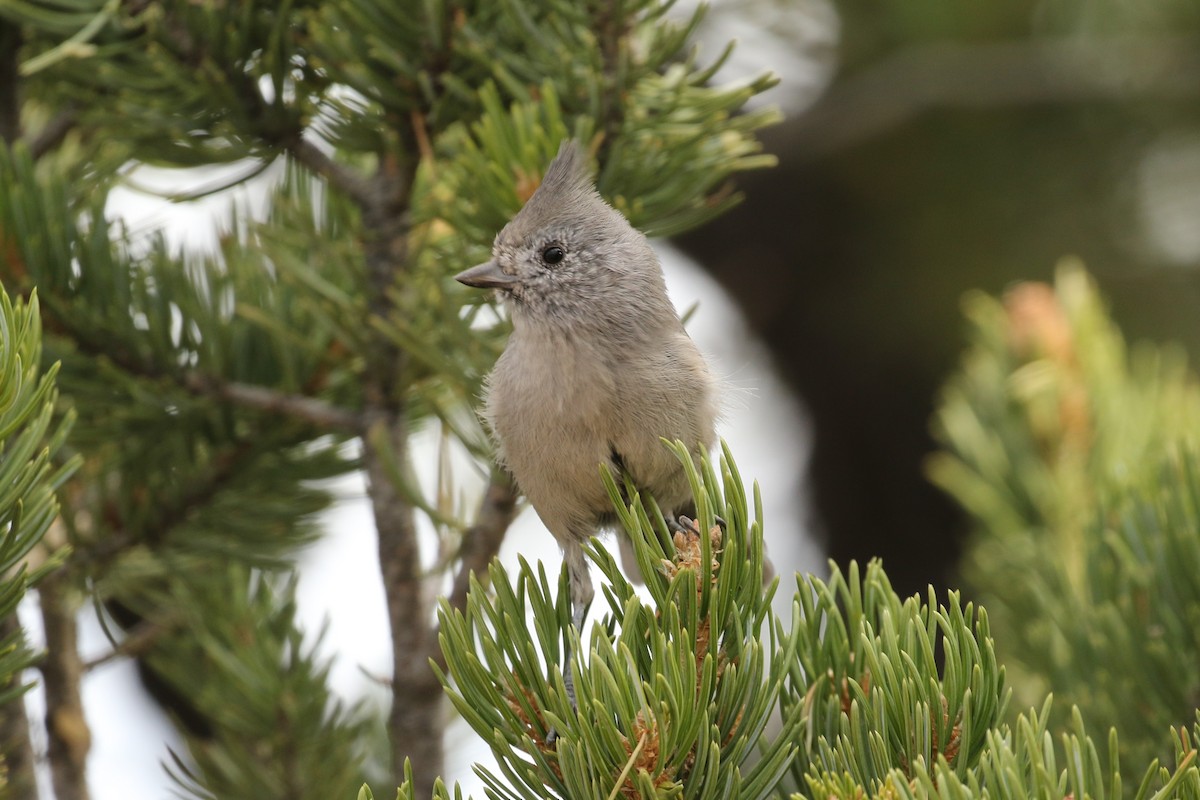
top-left (667, 515), bottom-right (692, 535)
top-left (669, 513), bottom-right (726, 534)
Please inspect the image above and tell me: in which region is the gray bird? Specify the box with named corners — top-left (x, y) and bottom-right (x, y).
top-left (455, 140), bottom-right (719, 715)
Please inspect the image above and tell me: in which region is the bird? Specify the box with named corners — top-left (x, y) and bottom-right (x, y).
top-left (455, 140), bottom-right (719, 723)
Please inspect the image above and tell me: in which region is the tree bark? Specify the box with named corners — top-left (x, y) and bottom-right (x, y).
top-left (0, 614), bottom-right (38, 800)
top-left (39, 575), bottom-right (91, 800)
top-left (0, 22), bottom-right (20, 145)
top-left (356, 168), bottom-right (447, 796)
top-left (365, 419), bottom-right (445, 796)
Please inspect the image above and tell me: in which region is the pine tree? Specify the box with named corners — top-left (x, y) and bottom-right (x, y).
top-left (930, 261), bottom-right (1200, 779)
top-left (6, 3), bottom-right (1200, 800)
top-left (0, 2), bottom-right (777, 798)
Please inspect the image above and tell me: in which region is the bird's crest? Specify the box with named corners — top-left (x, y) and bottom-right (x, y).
top-left (538, 140), bottom-right (592, 199)
top-left (503, 141), bottom-right (600, 240)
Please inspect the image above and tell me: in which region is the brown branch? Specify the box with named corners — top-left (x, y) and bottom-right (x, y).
top-left (30, 107), bottom-right (79, 159)
top-left (593, 0), bottom-right (631, 162)
top-left (345, 7), bottom-right (490, 794)
top-left (792, 34), bottom-right (1200, 160)
top-left (350, 103), bottom-right (427, 792)
top-left (287, 136), bottom-right (376, 209)
top-left (41, 315), bottom-right (359, 432)
top-left (183, 372), bottom-right (361, 431)
top-left (0, 615), bottom-right (38, 798)
top-left (84, 615), bottom-right (178, 672)
top-left (39, 574), bottom-right (92, 800)
top-left (447, 472), bottom-right (520, 616)
top-left (429, 472), bottom-right (520, 671)
top-left (0, 21), bottom-right (20, 146)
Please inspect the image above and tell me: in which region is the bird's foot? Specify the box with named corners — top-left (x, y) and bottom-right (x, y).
top-left (669, 514), bottom-right (726, 534)
top-left (667, 515), bottom-right (692, 535)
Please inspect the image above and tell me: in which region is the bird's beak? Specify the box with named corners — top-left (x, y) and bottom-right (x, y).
top-left (455, 259), bottom-right (517, 290)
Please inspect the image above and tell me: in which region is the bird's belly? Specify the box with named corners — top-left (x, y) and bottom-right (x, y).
top-left (496, 407), bottom-right (616, 530)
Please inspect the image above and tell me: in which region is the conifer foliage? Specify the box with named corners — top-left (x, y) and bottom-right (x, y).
top-left (0, 1), bottom-right (776, 797)
top-left (930, 262), bottom-right (1200, 778)
top-left (4, 3), bottom-right (1200, 800)
top-left (385, 438), bottom-right (1200, 799)
top-left (0, 284), bottom-right (76, 798)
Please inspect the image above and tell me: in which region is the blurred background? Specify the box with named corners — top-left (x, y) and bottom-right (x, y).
top-left (680, 0), bottom-right (1200, 598)
top-left (9, 0), bottom-right (1200, 797)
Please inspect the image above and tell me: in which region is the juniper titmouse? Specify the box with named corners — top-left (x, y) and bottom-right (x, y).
top-left (456, 140), bottom-right (719, 713)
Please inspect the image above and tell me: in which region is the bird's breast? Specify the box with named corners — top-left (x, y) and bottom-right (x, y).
top-left (484, 332), bottom-right (621, 527)
top-left (483, 326), bottom-right (718, 539)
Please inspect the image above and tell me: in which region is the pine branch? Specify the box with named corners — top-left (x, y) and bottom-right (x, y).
top-left (29, 107), bottom-right (78, 159)
top-left (155, 569), bottom-right (371, 799)
top-left (80, 429), bottom-right (310, 565)
top-left (0, 285), bottom-right (76, 797)
top-left (44, 309), bottom-right (357, 432)
top-left (435, 443), bottom-right (794, 799)
top-left (182, 372), bottom-right (361, 431)
top-left (0, 616), bottom-right (38, 798)
top-left (39, 574), bottom-right (91, 800)
top-left (83, 614), bottom-right (178, 672)
top-left (446, 472), bottom-right (519, 617)
top-left (287, 136), bottom-right (375, 209)
top-left (0, 22), bottom-right (19, 145)
top-left (930, 263), bottom-right (1200, 777)
top-left (351, 18), bottom-right (454, 794)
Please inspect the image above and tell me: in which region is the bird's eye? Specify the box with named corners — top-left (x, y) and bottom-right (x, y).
top-left (541, 245), bottom-right (565, 265)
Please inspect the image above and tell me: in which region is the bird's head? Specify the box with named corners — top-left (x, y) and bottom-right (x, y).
top-left (455, 141), bottom-right (671, 330)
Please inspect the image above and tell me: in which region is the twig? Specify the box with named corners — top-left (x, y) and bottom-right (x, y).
top-left (183, 372), bottom-right (361, 431)
top-left (446, 472), bottom-right (520, 618)
top-left (426, 472), bottom-right (520, 674)
top-left (44, 302), bottom-right (359, 432)
top-left (0, 22), bottom-right (20, 145)
top-left (288, 136), bottom-right (376, 209)
top-left (410, 110), bottom-right (434, 165)
top-left (39, 573), bottom-right (92, 800)
top-left (0, 615), bottom-right (38, 797)
top-left (30, 107), bottom-right (79, 159)
top-left (84, 615), bottom-right (176, 672)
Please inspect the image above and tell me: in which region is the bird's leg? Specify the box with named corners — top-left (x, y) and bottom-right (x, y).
top-left (547, 540), bottom-right (593, 745)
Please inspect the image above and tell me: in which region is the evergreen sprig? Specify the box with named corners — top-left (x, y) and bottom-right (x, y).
top-left (6, 0), bottom-right (779, 796)
top-left (411, 438), bottom-right (1200, 799)
top-left (435, 441), bottom-right (796, 800)
top-left (930, 261), bottom-right (1200, 774)
top-left (2, 140), bottom-right (364, 794)
top-left (0, 282), bottom-right (77, 702)
top-left (159, 568), bottom-right (374, 800)
top-left (0, 144), bottom-right (356, 569)
top-left (782, 560), bottom-right (1008, 795)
